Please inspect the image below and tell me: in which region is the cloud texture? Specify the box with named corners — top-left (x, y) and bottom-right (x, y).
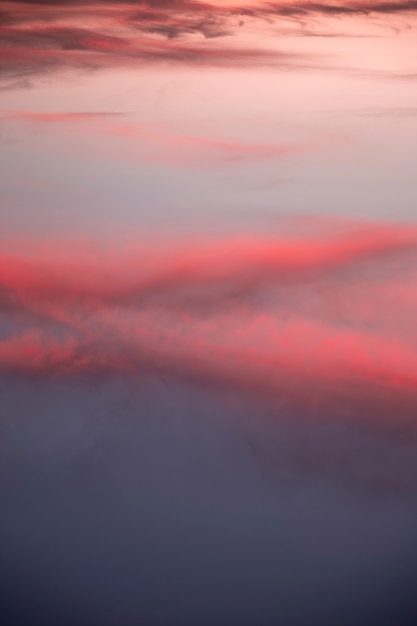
top-left (2, 216), bottom-right (417, 432)
top-left (1, 1), bottom-right (417, 82)
top-left (2, 4), bottom-right (417, 626)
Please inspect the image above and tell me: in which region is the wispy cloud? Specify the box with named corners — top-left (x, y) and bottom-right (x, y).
top-left (0, 3), bottom-right (301, 80)
top-left (2, 1), bottom-right (416, 81)
top-left (1, 109), bottom-right (327, 165)
top-left (0, 30), bottom-right (295, 79)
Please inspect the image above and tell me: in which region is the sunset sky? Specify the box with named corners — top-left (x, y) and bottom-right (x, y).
top-left (1, 3), bottom-right (417, 626)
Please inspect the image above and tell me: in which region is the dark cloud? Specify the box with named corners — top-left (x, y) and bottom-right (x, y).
top-left (6, 1), bottom-right (417, 19)
top-left (1, 1), bottom-right (416, 80)
top-left (1, 25), bottom-right (125, 49)
top-left (0, 2), bottom-right (289, 79)
top-left (0, 29), bottom-right (301, 81)
top-left (266, 1), bottom-right (417, 17)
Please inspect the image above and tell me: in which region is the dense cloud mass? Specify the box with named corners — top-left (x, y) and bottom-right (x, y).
top-left (2, 216), bottom-right (417, 428)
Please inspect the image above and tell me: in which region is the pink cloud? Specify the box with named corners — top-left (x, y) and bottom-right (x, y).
top-left (1, 216), bottom-right (417, 427)
top-left (3, 1), bottom-right (416, 82)
top-left (1, 218), bottom-right (415, 308)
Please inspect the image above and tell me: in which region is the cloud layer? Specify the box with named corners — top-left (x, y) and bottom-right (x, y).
top-left (1, 1), bottom-right (417, 81)
top-left (2, 216), bottom-right (417, 430)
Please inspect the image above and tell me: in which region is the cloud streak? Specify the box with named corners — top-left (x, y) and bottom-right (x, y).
top-left (0, 110), bottom-right (323, 165)
top-left (1, 218), bottom-right (415, 308)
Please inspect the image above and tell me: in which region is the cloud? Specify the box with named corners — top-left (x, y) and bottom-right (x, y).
top-left (1, 109), bottom-right (328, 165)
top-left (1, 218), bottom-right (415, 307)
top-left (2, 313), bottom-right (417, 429)
top-left (1, 216), bottom-right (417, 429)
top-left (262, 1), bottom-right (417, 18)
top-left (2, 1), bottom-right (416, 81)
top-left (0, 3), bottom-right (303, 80)
top-left (0, 30), bottom-right (292, 80)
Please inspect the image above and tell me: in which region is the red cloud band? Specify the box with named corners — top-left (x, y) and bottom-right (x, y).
top-left (1, 221), bottom-right (416, 307)
top-left (1, 217), bottom-right (417, 426)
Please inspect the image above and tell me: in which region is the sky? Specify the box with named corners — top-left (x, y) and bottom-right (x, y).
top-left (1, 2), bottom-right (417, 625)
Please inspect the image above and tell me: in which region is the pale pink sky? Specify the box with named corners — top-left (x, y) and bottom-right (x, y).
top-left (1, 2), bottom-right (417, 237)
